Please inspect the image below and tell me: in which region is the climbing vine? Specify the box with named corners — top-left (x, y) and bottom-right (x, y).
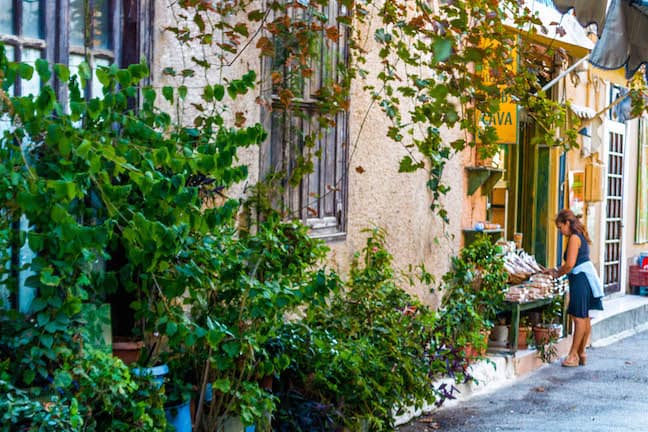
top-left (166, 0), bottom-right (581, 223)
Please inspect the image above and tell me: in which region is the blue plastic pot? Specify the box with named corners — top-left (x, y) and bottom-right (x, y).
top-left (132, 364), bottom-right (169, 388)
top-left (165, 400), bottom-right (192, 432)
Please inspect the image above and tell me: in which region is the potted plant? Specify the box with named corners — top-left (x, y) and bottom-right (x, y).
top-left (490, 315), bottom-right (509, 345)
top-left (532, 296), bottom-right (564, 346)
top-left (272, 227), bottom-right (442, 431)
top-left (514, 316), bottom-right (533, 350)
top-left (438, 235), bottom-right (508, 360)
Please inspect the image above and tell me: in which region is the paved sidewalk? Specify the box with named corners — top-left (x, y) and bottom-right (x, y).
top-left (398, 329), bottom-right (648, 432)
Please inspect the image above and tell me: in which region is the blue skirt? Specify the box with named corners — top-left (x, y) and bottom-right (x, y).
top-left (567, 272), bottom-right (604, 318)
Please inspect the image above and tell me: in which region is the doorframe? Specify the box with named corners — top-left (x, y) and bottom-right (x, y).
top-left (599, 116), bottom-right (627, 295)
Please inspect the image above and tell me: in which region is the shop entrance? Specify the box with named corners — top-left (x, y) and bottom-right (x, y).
top-left (602, 120), bottom-right (626, 295)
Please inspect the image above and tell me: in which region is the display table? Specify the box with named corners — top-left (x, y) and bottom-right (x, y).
top-left (501, 293), bottom-right (568, 354)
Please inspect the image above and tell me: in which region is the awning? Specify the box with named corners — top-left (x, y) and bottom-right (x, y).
top-left (504, 0), bottom-right (594, 58)
top-left (553, 0), bottom-right (648, 81)
top-left (569, 104), bottom-right (596, 118)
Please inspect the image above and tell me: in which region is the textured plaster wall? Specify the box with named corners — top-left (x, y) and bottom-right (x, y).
top-left (622, 119), bottom-right (647, 293)
top-left (152, 0), bottom-right (463, 307)
top-left (562, 69), bottom-right (647, 294)
top-left (151, 1), bottom-right (262, 199)
top-left (326, 4), bottom-right (464, 308)
top-left (560, 65), bottom-right (610, 270)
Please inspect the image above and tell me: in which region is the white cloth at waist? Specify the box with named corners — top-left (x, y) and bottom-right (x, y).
top-left (571, 260), bottom-right (604, 299)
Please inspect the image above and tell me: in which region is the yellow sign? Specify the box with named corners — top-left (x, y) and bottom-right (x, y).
top-left (478, 90), bottom-right (517, 144)
top-left (475, 40), bottom-right (518, 145)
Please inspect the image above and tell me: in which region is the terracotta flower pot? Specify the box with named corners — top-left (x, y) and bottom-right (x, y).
top-left (112, 337), bottom-right (144, 365)
top-left (532, 325), bottom-right (560, 346)
top-left (515, 326), bottom-right (531, 350)
top-left (463, 330), bottom-right (490, 362)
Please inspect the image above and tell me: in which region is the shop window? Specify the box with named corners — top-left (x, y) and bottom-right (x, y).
top-left (636, 117), bottom-right (648, 243)
top-left (265, 0), bottom-right (349, 239)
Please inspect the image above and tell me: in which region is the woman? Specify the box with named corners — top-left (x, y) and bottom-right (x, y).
top-left (548, 209), bottom-right (604, 367)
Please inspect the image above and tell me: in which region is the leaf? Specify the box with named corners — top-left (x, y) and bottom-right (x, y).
top-left (433, 39), bottom-right (453, 62)
top-left (207, 329), bottom-right (225, 347)
top-left (37, 312), bottom-right (50, 328)
top-left (117, 69), bottom-right (132, 86)
top-left (40, 269), bottom-right (61, 287)
top-left (162, 86), bottom-right (174, 103)
top-left (255, 36), bottom-right (274, 56)
top-left (18, 63), bottom-right (34, 80)
top-left (212, 378), bottom-right (231, 393)
top-left (54, 371), bottom-right (73, 389)
top-left (23, 369), bottom-right (35, 385)
top-left (374, 28), bottom-right (392, 44)
top-left (35, 58), bottom-right (51, 82)
top-left (203, 85), bottom-right (213, 102)
top-left (178, 85), bottom-right (188, 100)
top-left (399, 156), bottom-right (425, 172)
top-left (213, 84), bottom-right (225, 101)
top-left (78, 61), bottom-right (92, 82)
top-left (222, 341), bottom-right (240, 357)
top-left (40, 334), bottom-right (53, 349)
top-left (166, 321), bottom-right (178, 336)
top-left (143, 87), bottom-right (156, 105)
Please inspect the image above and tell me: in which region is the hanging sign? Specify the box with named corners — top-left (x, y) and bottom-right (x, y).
top-left (475, 40), bottom-right (518, 145)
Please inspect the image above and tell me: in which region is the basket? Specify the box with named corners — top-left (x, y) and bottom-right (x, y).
top-left (629, 265), bottom-right (648, 287)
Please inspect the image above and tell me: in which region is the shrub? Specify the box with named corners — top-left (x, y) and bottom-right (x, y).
top-left (273, 227), bottom-right (452, 431)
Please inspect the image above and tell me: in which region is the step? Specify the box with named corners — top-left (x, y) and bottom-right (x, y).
top-left (590, 294), bottom-right (648, 347)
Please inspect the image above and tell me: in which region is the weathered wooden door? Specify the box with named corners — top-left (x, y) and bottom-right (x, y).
top-left (602, 120), bottom-right (626, 294)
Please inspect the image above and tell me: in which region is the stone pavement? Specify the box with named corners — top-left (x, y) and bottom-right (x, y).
top-left (397, 328), bottom-right (648, 431)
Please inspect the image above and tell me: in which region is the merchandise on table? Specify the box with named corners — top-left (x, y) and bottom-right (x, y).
top-left (502, 249), bottom-right (543, 284)
top-left (503, 274), bottom-right (568, 302)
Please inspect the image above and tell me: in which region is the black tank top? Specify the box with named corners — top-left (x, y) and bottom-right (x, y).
top-left (563, 232), bottom-right (590, 266)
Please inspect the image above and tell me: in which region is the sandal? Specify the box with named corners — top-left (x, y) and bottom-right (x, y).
top-left (561, 356), bottom-right (579, 367)
top-left (578, 353), bottom-right (587, 366)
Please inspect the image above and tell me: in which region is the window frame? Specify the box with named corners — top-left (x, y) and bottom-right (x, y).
top-left (260, 0), bottom-right (350, 240)
top-left (0, 1), bottom-right (152, 312)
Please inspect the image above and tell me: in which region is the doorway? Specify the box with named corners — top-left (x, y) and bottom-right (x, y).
top-left (602, 120), bottom-right (626, 295)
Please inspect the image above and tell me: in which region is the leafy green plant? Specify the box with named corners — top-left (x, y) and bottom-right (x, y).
top-left (535, 331), bottom-right (559, 363)
top-left (0, 45), bottom-right (270, 429)
top-left (164, 0), bottom-right (606, 225)
top-left (436, 235), bottom-right (508, 360)
top-left (0, 379), bottom-right (84, 431)
top-left (272, 227), bottom-right (444, 431)
top-left (533, 296), bottom-right (563, 363)
top-left (0, 347), bottom-right (167, 431)
top-left (167, 216), bottom-right (340, 431)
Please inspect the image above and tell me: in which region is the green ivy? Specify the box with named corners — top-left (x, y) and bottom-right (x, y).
top-left (164, 0), bottom-right (601, 224)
